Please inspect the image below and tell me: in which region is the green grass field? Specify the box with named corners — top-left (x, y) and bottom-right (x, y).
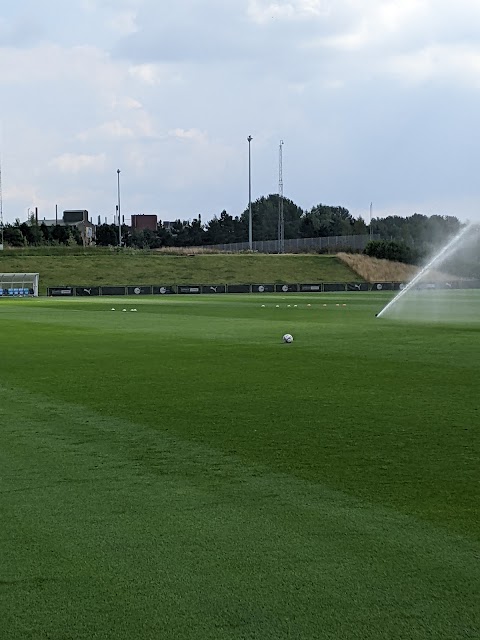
top-left (0, 252), bottom-right (361, 294)
top-left (0, 292), bottom-right (479, 639)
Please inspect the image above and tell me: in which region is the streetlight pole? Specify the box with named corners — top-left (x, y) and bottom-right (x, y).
top-left (247, 136), bottom-right (252, 250)
top-left (117, 169), bottom-right (121, 247)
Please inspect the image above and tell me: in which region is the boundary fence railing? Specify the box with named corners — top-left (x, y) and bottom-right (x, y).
top-left (200, 234), bottom-right (379, 253)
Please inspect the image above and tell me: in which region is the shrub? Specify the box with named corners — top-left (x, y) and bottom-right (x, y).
top-left (364, 240), bottom-right (418, 264)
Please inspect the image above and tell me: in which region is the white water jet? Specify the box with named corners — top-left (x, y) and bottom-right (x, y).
top-left (376, 223), bottom-right (475, 319)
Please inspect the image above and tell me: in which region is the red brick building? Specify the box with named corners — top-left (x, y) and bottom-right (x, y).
top-left (131, 215), bottom-right (158, 232)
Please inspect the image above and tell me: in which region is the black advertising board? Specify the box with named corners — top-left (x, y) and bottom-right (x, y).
top-left (372, 282), bottom-right (394, 291)
top-left (127, 286), bottom-right (153, 296)
top-left (347, 282), bottom-right (369, 292)
top-left (227, 284), bottom-right (251, 293)
top-left (201, 285), bottom-right (227, 294)
top-left (153, 286), bottom-right (175, 295)
top-left (102, 286), bottom-right (127, 296)
top-left (48, 280), bottom-right (466, 297)
top-left (300, 283), bottom-right (323, 292)
top-left (275, 284), bottom-right (298, 293)
top-left (460, 279), bottom-right (480, 289)
top-left (324, 283), bottom-right (347, 292)
top-left (252, 284), bottom-right (274, 293)
top-left (177, 285), bottom-right (201, 294)
top-left (75, 286), bottom-right (100, 296)
top-left (48, 287), bottom-right (74, 296)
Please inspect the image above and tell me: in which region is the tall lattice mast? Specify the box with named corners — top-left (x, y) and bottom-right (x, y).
top-left (278, 140), bottom-right (284, 253)
top-left (0, 155), bottom-right (4, 250)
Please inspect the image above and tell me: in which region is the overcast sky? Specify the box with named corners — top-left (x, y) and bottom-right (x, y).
top-left (1, 0), bottom-right (480, 225)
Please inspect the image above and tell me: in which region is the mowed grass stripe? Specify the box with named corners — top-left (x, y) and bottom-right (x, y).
top-left (1, 294), bottom-right (479, 639)
top-left (0, 295), bottom-right (478, 540)
top-left (0, 385), bottom-right (478, 640)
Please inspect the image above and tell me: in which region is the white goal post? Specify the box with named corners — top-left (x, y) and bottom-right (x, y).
top-left (0, 273), bottom-right (39, 297)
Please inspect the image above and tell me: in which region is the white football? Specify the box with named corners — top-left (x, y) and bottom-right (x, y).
top-left (283, 333), bottom-right (294, 343)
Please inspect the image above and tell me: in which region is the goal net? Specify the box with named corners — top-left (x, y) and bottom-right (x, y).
top-left (0, 273), bottom-right (39, 297)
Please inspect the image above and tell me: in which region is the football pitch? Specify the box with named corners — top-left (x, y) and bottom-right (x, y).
top-left (0, 292), bottom-right (479, 639)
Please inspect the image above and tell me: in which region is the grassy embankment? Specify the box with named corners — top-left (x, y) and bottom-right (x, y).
top-left (0, 251), bottom-right (362, 293)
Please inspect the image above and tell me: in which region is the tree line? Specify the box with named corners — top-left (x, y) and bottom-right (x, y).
top-left (2, 218), bottom-right (83, 247)
top-left (94, 196), bottom-right (368, 248)
top-left (1, 196), bottom-right (464, 263)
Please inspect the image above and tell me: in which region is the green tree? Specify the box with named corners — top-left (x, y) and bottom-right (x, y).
top-left (169, 219), bottom-right (206, 247)
top-left (96, 224), bottom-right (118, 246)
top-left (239, 195), bottom-right (303, 242)
top-left (69, 225), bottom-right (83, 246)
top-left (205, 210), bottom-right (236, 244)
top-left (141, 229), bottom-right (162, 249)
top-left (300, 204), bottom-right (354, 238)
top-left (188, 217), bottom-right (205, 246)
top-left (19, 221), bottom-right (43, 245)
top-left (3, 224), bottom-right (25, 247)
top-left (157, 222), bottom-right (174, 247)
top-left (371, 214), bottom-right (461, 256)
top-left (364, 240), bottom-right (417, 264)
top-left (353, 216), bottom-right (368, 235)
top-left (40, 223), bottom-right (51, 243)
top-left (51, 225), bottom-right (71, 245)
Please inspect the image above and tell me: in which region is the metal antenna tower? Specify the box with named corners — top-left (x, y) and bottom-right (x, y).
top-left (278, 140), bottom-right (284, 253)
top-left (0, 156), bottom-right (4, 251)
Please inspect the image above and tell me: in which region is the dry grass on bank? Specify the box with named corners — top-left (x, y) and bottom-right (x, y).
top-left (337, 252), bottom-right (459, 283)
top-left (337, 253), bottom-right (417, 282)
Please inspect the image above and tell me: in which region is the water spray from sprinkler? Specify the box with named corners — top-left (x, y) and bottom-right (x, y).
top-left (376, 223), bottom-right (478, 319)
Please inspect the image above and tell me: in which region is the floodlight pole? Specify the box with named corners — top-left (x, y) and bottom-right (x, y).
top-left (278, 140), bottom-right (284, 254)
top-left (117, 169), bottom-right (122, 247)
top-left (247, 136), bottom-right (252, 250)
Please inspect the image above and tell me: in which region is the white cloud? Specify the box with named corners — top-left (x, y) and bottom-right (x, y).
top-left (387, 44), bottom-right (480, 87)
top-left (108, 10), bottom-right (138, 35)
top-left (4, 184), bottom-right (39, 206)
top-left (77, 121), bottom-right (135, 141)
top-left (169, 128), bottom-right (208, 143)
top-left (50, 153), bottom-right (107, 174)
top-left (112, 96), bottom-right (143, 110)
top-left (247, 0), bottom-right (329, 23)
top-left (3, 0), bottom-right (480, 225)
top-left (129, 63), bottom-right (163, 85)
top-left (76, 107), bottom-right (157, 142)
top-left (312, 1), bottom-right (429, 53)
